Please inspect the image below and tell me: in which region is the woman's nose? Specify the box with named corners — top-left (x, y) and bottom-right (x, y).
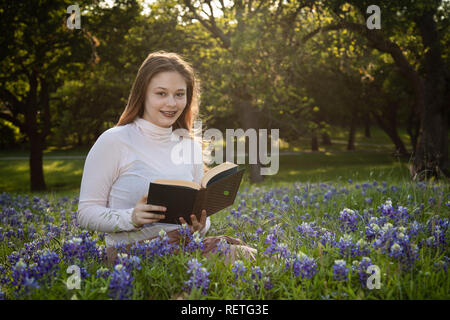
top-left (166, 95), bottom-right (176, 106)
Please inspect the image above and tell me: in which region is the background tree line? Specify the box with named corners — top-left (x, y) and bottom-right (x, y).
top-left (0, 0), bottom-right (448, 190)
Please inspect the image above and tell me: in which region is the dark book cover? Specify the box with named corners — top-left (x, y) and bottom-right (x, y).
top-left (146, 167), bottom-right (245, 225)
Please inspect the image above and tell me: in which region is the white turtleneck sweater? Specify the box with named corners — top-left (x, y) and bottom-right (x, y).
top-left (77, 117), bottom-right (210, 247)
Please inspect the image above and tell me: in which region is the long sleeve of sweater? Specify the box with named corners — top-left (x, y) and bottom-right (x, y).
top-left (77, 129), bottom-right (138, 233)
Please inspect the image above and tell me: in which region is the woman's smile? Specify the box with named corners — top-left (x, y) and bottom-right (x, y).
top-left (160, 110), bottom-right (178, 118)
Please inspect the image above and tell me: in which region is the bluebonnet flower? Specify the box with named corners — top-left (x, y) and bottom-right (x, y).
top-left (433, 256), bottom-right (448, 273)
top-left (337, 234), bottom-right (354, 257)
top-left (249, 266), bottom-right (263, 290)
top-left (9, 258), bottom-right (40, 295)
top-left (352, 239), bottom-right (371, 257)
top-left (296, 222), bottom-right (318, 238)
top-left (96, 267), bottom-right (110, 279)
top-left (183, 258), bottom-right (210, 295)
top-left (389, 242), bottom-right (404, 259)
top-left (0, 265), bottom-right (7, 286)
top-left (251, 266), bottom-right (262, 281)
top-left (116, 253), bottom-right (141, 273)
top-left (7, 251), bottom-right (22, 266)
top-left (32, 249), bottom-right (60, 280)
top-left (231, 260), bottom-right (247, 281)
top-left (263, 225), bottom-right (286, 257)
top-left (108, 264), bottom-right (133, 300)
top-left (264, 276), bottom-right (273, 290)
top-left (276, 243), bottom-right (291, 258)
top-left (379, 199), bottom-right (408, 222)
top-left (338, 208), bottom-right (359, 232)
top-left (425, 225), bottom-right (447, 249)
top-left (62, 234), bottom-right (102, 263)
top-left (318, 228), bottom-right (336, 248)
top-left (138, 232), bottom-right (177, 259)
top-left (212, 238), bottom-right (230, 256)
top-left (352, 257), bottom-right (373, 287)
top-left (365, 218), bottom-right (381, 241)
top-left (186, 231), bottom-right (205, 253)
top-left (332, 260), bottom-right (349, 281)
top-left (285, 252), bottom-right (318, 279)
top-left (408, 221), bottom-right (422, 237)
top-left (255, 227), bottom-right (264, 236)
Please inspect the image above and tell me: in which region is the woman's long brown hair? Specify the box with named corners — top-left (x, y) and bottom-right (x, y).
top-left (115, 51), bottom-right (201, 136)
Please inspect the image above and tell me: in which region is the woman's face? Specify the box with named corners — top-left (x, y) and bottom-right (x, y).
top-left (143, 71), bottom-right (187, 128)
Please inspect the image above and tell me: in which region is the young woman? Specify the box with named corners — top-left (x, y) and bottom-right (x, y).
top-left (77, 51), bottom-right (256, 264)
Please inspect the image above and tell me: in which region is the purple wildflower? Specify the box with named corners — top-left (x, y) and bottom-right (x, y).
top-left (352, 257), bottom-right (373, 287)
top-left (352, 239), bottom-right (371, 257)
top-left (338, 208), bottom-right (359, 232)
top-left (96, 267), bottom-right (110, 279)
top-left (116, 253), bottom-right (142, 273)
top-left (183, 258), bottom-right (210, 295)
top-left (285, 252), bottom-right (318, 279)
top-left (231, 260), bottom-right (247, 282)
top-left (212, 238), bottom-right (230, 256)
top-left (337, 234), bottom-right (354, 257)
top-left (185, 231), bottom-right (205, 253)
top-left (108, 264), bottom-right (133, 300)
top-left (332, 259), bottom-right (349, 281)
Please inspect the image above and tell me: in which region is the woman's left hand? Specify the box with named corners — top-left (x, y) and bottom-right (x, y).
top-left (179, 209), bottom-right (207, 233)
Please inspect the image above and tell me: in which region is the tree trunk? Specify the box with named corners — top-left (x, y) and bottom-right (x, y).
top-left (77, 131), bottom-right (83, 146)
top-left (25, 71), bottom-right (48, 191)
top-left (321, 132), bottom-right (332, 145)
top-left (347, 116), bottom-right (356, 151)
top-left (371, 110), bottom-right (409, 156)
top-left (364, 113), bottom-right (371, 138)
top-left (237, 100), bottom-right (264, 183)
top-left (311, 133), bottom-right (318, 151)
top-left (29, 133), bottom-right (46, 191)
top-left (411, 10), bottom-right (449, 180)
top-left (406, 111), bottom-right (420, 155)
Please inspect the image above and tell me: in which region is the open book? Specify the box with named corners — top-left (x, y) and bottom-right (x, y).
top-left (146, 162), bottom-right (245, 225)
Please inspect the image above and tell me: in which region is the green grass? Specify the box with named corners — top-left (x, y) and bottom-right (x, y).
top-left (1, 173), bottom-right (449, 300)
top-left (0, 152), bottom-right (413, 196)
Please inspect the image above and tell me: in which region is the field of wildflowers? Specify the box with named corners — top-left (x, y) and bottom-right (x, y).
top-left (0, 179), bottom-right (449, 300)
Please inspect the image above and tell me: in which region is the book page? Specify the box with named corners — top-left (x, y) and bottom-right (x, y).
top-left (153, 179), bottom-right (201, 190)
top-left (201, 161), bottom-right (238, 188)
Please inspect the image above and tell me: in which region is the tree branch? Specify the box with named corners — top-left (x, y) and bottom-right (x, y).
top-left (0, 110), bottom-right (26, 133)
top-left (183, 0), bottom-right (231, 49)
top-left (301, 20), bottom-right (424, 110)
top-left (0, 87), bottom-right (26, 114)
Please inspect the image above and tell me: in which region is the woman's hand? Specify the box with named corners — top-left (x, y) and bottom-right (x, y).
top-left (131, 195), bottom-right (167, 228)
top-left (179, 210), bottom-right (207, 233)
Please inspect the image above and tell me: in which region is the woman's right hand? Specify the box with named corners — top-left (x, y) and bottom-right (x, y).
top-left (131, 195), bottom-right (167, 228)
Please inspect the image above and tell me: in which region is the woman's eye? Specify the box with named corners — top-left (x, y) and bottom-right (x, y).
top-left (176, 93), bottom-right (185, 97)
top-left (157, 92), bottom-right (166, 96)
